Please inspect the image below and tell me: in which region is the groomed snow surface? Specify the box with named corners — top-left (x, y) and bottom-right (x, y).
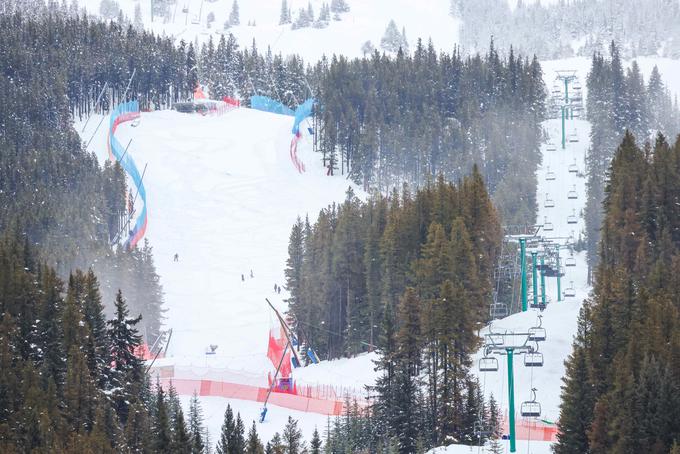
top-left (80, 0), bottom-right (459, 62)
top-left (79, 106), bottom-right (366, 441)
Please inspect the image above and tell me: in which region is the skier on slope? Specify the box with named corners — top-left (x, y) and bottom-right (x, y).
top-left (241, 274), bottom-right (245, 282)
top-left (174, 253), bottom-right (179, 262)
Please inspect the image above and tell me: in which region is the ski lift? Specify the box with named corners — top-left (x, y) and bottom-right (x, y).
top-left (568, 159), bottom-right (578, 173)
top-left (521, 388), bottom-right (542, 417)
top-left (545, 167), bottom-right (556, 181)
top-left (524, 347), bottom-right (544, 367)
top-left (569, 130), bottom-right (579, 143)
top-left (567, 209), bottom-right (578, 225)
top-left (546, 142), bottom-right (557, 152)
top-left (529, 298), bottom-right (546, 310)
top-left (479, 356), bottom-right (499, 372)
top-left (564, 281), bottom-right (576, 298)
top-left (565, 254), bottom-right (576, 267)
top-left (490, 302), bottom-right (508, 319)
top-left (191, 15), bottom-right (200, 24)
top-left (182, 4), bottom-right (188, 13)
top-left (528, 316), bottom-right (546, 342)
top-left (543, 217), bottom-right (554, 232)
top-left (567, 185), bottom-right (578, 200)
top-left (544, 193), bottom-right (555, 208)
top-left (573, 81), bottom-right (582, 90)
top-left (488, 333), bottom-right (504, 346)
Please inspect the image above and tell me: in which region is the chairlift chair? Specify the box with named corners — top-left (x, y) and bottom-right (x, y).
top-left (546, 142), bottom-right (557, 152)
top-left (567, 209), bottom-right (578, 225)
top-left (565, 255), bottom-right (576, 267)
top-left (568, 159), bottom-right (578, 173)
top-left (545, 167), bottom-right (556, 181)
top-left (520, 389), bottom-right (542, 417)
top-left (544, 193), bottom-right (555, 208)
top-left (528, 316), bottom-right (546, 342)
top-left (567, 185), bottom-right (578, 200)
top-left (488, 333), bottom-right (504, 346)
top-left (182, 5), bottom-right (188, 13)
top-left (564, 281), bottom-right (576, 298)
top-left (490, 302), bottom-right (508, 319)
top-left (524, 351), bottom-right (544, 367)
top-left (479, 356), bottom-right (499, 372)
top-left (543, 217), bottom-right (554, 232)
top-left (529, 300), bottom-right (546, 310)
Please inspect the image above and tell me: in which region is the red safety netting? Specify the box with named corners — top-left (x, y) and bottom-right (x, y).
top-left (501, 415), bottom-right (558, 442)
top-left (156, 377), bottom-right (346, 416)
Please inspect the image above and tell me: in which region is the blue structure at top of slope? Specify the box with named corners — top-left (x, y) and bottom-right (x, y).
top-left (250, 96), bottom-right (294, 116)
top-left (292, 98), bottom-right (314, 136)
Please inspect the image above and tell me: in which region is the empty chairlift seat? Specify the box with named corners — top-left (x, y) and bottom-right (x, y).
top-left (564, 281), bottom-right (576, 298)
top-left (524, 351), bottom-right (544, 367)
top-left (567, 209), bottom-right (578, 225)
top-left (569, 130), bottom-right (579, 143)
top-left (529, 327), bottom-right (546, 341)
top-left (546, 142), bottom-right (557, 152)
top-left (543, 217), bottom-right (554, 232)
top-left (528, 316), bottom-right (546, 341)
top-left (490, 302), bottom-right (508, 319)
top-left (479, 356), bottom-right (499, 372)
top-left (545, 167), bottom-right (556, 181)
top-left (544, 193), bottom-right (555, 208)
top-left (565, 255), bottom-right (576, 267)
top-left (488, 333), bottom-right (505, 346)
top-left (567, 185), bottom-right (578, 200)
top-left (568, 159), bottom-right (578, 173)
top-left (521, 389), bottom-right (542, 418)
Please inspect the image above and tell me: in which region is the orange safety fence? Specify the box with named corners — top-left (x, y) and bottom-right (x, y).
top-left (156, 377), bottom-right (346, 416)
top-left (501, 415), bottom-right (558, 442)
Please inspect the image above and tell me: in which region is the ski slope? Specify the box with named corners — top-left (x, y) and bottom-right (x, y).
top-left (472, 118), bottom-right (590, 422)
top-left (79, 106), bottom-right (362, 440)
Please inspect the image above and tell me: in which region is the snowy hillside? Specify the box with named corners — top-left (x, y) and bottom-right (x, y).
top-left (79, 106), bottom-right (363, 439)
top-left (82, 0), bottom-right (458, 61)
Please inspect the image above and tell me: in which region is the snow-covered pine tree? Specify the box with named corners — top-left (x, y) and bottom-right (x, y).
top-left (188, 391), bottom-right (205, 453)
top-left (282, 416), bottom-right (305, 453)
top-left (380, 20), bottom-right (402, 53)
top-left (310, 427), bottom-right (322, 453)
top-left (99, 0), bottom-right (119, 19)
top-left (133, 3), bottom-right (143, 29)
top-left (330, 0), bottom-right (349, 13)
top-left (107, 290), bottom-right (144, 424)
top-left (401, 26), bottom-right (409, 54)
top-left (361, 40), bottom-right (375, 56)
top-left (228, 0), bottom-right (239, 26)
top-left (246, 420), bottom-right (264, 453)
top-left (279, 0), bottom-right (291, 25)
top-left (215, 404), bottom-right (235, 454)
